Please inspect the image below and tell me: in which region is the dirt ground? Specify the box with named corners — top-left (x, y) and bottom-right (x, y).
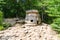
top-left (0, 23), bottom-right (60, 40)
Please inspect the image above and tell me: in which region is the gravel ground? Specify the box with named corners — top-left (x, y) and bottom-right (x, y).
top-left (0, 23), bottom-right (60, 40)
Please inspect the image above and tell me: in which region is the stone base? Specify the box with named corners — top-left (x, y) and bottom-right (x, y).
top-left (25, 23), bottom-right (37, 26)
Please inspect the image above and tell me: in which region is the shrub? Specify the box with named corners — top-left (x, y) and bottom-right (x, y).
top-left (51, 18), bottom-right (60, 33)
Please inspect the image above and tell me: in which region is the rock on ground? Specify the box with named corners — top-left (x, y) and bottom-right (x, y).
top-left (0, 23), bottom-right (60, 40)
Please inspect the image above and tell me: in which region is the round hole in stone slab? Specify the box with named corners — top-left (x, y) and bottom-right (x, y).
top-left (31, 20), bottom-right (33, 22)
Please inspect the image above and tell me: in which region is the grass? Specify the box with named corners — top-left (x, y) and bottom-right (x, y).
top-left (0, 26), bottom-right (4, 30)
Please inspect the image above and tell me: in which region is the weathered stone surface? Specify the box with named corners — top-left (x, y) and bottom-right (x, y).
top-left (25, 10), bottom-right (41, 25)
top-left (0, 23), bottom-right (60, 40)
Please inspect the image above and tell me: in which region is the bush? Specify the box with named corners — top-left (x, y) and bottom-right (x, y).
top-left (51, 18), bottom-right (60, 33)
top-left (39, 0), bottom-right (60, 33)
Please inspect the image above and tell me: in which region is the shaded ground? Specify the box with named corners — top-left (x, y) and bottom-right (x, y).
top-left (0, 23), bottom-right (60, 40)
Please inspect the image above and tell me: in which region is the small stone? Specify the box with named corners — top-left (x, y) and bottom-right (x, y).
top-left (20, 39), bottom-right (22, 40)
top-left (39, 36), bottom-right (41, 38)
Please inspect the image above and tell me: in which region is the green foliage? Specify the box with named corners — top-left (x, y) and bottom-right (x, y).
top-left (51, 18), bottom-right (60, 33)
top-left (0, 0), bottom-right (38, 18)
top-left (30, 0), bottom-right (60, 33)
top-left (0, 11), bottom-right (3, 25)
top-left (0, 0), bottom-right (25, 18)
top-left (0, 26), bottom-right (4, 30)
top-left (0, 11), bottom-right (4, 30)
top-left (42, 0), bottom-right (60, 33)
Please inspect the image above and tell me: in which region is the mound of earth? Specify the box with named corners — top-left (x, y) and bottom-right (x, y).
top-left (0, 23), bottom-right (60, 40)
